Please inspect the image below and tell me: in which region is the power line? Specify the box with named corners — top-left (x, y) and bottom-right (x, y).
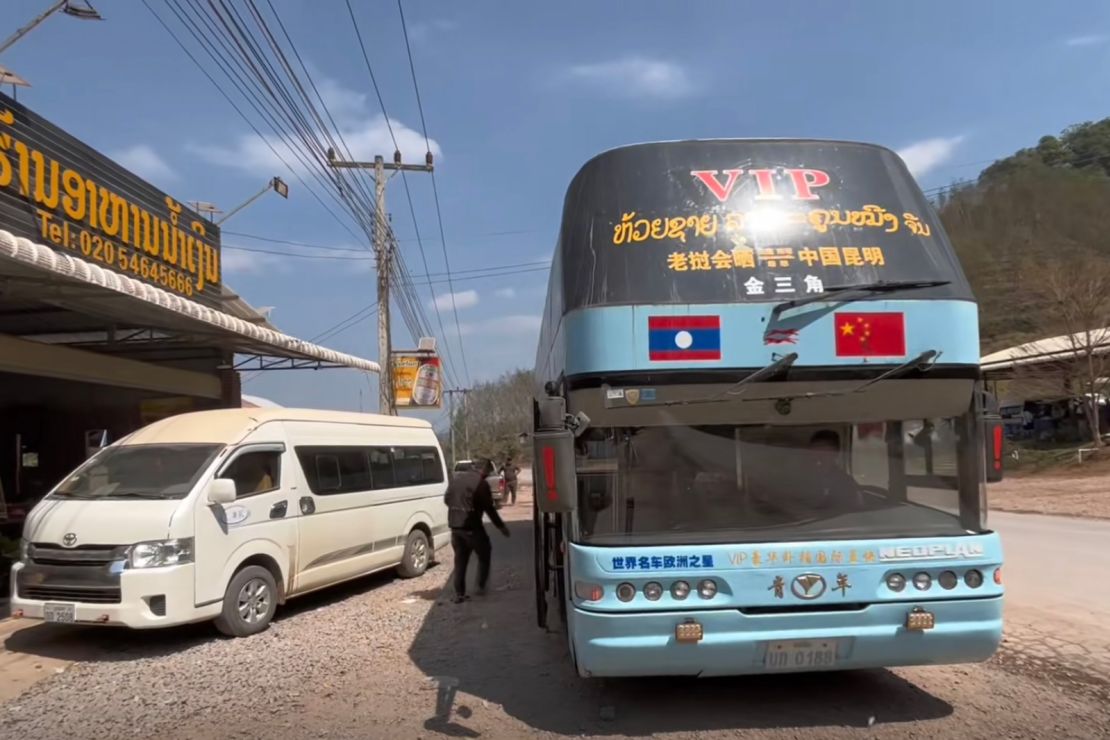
top-left (144, 0), bottom-right (364, 244)
top-left (224, 226), bottom-right (547, 251)
top-left (344, 0), bottom-right (444, 361)
top-left (398, 0), bottom-right (471, 386)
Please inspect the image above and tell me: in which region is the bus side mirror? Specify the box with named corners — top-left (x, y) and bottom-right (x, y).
top-left (984, 420), bottom-right (1004, 483)
top-left (533, 429), bottom-right (577, 513)
top-left (207, 478), bottom-right (237, 504)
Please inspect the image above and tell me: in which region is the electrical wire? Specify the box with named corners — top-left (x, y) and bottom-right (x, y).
top-left (397, 0), bottom-right (471, 386)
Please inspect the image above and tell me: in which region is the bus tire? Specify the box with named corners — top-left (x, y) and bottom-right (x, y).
top-left (214, 565), bottom-right (278, 638)
top-left (397, 529), bottom-right (431, 578)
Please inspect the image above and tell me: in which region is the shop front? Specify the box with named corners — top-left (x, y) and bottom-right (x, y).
top-left (0, 94), bottom-right (378, 541)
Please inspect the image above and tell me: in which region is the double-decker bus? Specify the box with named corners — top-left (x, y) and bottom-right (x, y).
top-left (531, 139), bottom-right (1004, 678)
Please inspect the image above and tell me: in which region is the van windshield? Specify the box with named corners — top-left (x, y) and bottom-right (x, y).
top-left (52, 444), bottom-right (223, 500)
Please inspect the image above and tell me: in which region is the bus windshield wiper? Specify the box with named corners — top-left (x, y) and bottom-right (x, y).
top-left (769, 280), bottom-right (951, 322)
top-left (650, 352), bottom-right (798, 407)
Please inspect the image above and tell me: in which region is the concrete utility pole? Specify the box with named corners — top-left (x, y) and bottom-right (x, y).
top-left (327, 149), bottom-right (433, 415)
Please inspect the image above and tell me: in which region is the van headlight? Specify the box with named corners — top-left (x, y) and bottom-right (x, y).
top-left (129, 538), bottom-right (194, 569)
top-left (19, 538), bottom-right (30, 562)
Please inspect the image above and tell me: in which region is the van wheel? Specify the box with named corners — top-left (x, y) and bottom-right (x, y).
top-left (397, 529), bottom-right (430, 578)
top-left (214, 565), bottom-right (278, 637)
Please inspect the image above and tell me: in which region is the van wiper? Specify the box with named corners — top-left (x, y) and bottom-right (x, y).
top-left (102, 491), bottom-right (172, 500)
top-left (769, 280), bottom-right (951, 322)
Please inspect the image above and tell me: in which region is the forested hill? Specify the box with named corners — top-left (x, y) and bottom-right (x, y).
top-left (937, 119), bottom-right (1110, 351)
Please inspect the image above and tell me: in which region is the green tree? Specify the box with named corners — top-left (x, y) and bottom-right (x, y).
top-left (448, 369), bottom-right (534, 466)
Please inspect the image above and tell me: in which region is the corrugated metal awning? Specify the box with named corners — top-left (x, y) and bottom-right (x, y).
top-left (0, 228), bottom-right (379, 373)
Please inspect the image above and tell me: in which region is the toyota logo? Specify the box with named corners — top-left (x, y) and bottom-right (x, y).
top-left (791, 573), bottom-right (827, 600)
top-left (62, 533), bottom-right (78, 548)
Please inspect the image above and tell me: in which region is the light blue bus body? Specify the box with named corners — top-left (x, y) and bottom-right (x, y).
top-left (532, 139), bottom-right (1003, 678)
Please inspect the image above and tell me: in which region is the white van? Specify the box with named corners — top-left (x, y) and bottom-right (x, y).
top-left (9, 408), bottom-right (449, 636)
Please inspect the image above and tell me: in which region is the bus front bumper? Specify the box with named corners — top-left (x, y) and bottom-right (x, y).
top-left (569, 596), bottom-right (1003, 678)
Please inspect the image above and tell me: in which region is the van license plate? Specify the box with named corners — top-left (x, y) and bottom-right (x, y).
top-left (43, 603), bottom-right (76, 623)
top-left (763, 640), bottom-right (837, 670)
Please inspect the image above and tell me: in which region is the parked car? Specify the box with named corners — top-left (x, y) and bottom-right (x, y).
top-left (11, 408), bottom-right (449, 637)
top-left (452, 459), bottom-right (506, 507)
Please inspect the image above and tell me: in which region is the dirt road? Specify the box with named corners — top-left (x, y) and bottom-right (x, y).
top-left (1, 491), bottom-right (1107, 739)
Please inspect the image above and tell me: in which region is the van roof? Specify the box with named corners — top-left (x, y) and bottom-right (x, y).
top-left (122, 408), bottom-right (433, 446)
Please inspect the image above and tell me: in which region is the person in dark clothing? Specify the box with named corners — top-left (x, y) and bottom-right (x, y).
top-left (444, 458), bottom-right (510, 602)
top-left (803, 430), bottom-right (863, 511)
top-left (499, 457), bottom-right (521, 505)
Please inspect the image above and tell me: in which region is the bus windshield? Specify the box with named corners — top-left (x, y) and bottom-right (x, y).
top-left (575, 418), bottom-right (983, 545)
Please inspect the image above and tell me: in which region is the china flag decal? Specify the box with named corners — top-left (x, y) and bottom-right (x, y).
top-left (834, 312), bottom-right (906, 357)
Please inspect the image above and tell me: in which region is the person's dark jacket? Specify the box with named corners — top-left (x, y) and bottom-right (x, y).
top-left (445, 470), bottom-right (507, 532)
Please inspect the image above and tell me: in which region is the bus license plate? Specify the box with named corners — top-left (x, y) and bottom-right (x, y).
top-left (43, 603), bottom-right (76, 623)
top-left (764, 640), bottom-right (838, 670)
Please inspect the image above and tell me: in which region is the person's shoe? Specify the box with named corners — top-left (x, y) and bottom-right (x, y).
top-left (452, 594), bottom-right (469, 604)
top-left (474, 585), bottom-right (488, 597)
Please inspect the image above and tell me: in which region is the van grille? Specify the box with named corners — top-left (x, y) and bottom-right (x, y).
top-left (30, 544), bottom-right (125, 566)
top-left (18, 584), bottom-right (122, 604)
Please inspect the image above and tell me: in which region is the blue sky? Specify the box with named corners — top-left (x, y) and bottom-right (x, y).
top-left (5, 0), bottom-right (1110, 423)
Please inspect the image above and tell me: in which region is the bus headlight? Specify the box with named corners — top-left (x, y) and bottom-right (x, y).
top-left (886, 573), bottom-right (906, 592)
top-left (129, 538), bottom-right (194, 569)
top-left (616, 582), bottom-right (636, 602)
top-left (912, 572), bottom-right (932, 591)
top-left (670, 580), bottom-right (691, 600)
top-left (643, 582), bottom-right (663, 601)
top-left (938, 571), bottom-right (958, 590)
top-left (965, 569), bottom-right (984, 588)
top-left (697, 579), bottom-right (717, 599)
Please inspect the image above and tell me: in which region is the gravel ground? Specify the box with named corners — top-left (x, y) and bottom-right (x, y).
top-left (1, 488), bottom-right (1108, 739)
top-left (990, 474), bottom-right (1110, 519)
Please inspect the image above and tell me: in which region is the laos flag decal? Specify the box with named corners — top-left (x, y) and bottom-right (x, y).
top-left (648, 315), bottom-right (721, 361)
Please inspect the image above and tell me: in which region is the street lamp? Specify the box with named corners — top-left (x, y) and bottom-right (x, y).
top-left (0, 1), bottom-right (103, 57)
top-left (215, 176), bottom-right (289, 226)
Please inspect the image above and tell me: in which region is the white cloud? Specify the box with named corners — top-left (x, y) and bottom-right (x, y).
top-left (220, 249), bottom-right (289, 275)
top-left (112, 145), bottom-right (177, 183)
top-left (896, 135), bottom-right (966, 178)
top-left (408, 18), bottom-right (457, 43)
top-left (494, 287), bottom-right (515, 299)
top-left (456, 314), bottom-right (541, 337)
top-left (430, 289), bottom-right (478, 311)
top-left (191, 77), bottom-right (441, 178)
top-left (1065, 34), bottom-right (1108, 47)
top-left (566, 56), bottom-right (694, 99)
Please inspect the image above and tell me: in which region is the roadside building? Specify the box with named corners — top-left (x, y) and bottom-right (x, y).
top-left (0, 93), bottom-right (376, 531)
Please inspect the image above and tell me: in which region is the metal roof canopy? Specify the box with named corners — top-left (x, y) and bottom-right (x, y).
top-left (980, 329), bottom-right (1110, 380)
top-left (0, 229), bottom-right (379, 373)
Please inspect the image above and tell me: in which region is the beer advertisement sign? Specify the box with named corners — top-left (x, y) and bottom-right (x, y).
top-left (391, 352), bottom-right (442, 408)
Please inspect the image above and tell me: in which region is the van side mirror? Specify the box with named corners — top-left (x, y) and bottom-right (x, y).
top-left (207, 478), bottom-right (237, 504)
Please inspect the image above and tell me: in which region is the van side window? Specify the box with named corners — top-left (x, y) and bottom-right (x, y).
top-left (296, 447), bottom-right (372, 495)
top-left (222, 450), bottom-right (281, 497)
top-left (369, 447), bottom-right (395, 489)
top-left (392, 447), bottom-right (445, 486)
top-left (295, 445), bottom-right (444, 493)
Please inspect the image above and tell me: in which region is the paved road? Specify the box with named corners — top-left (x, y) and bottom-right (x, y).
top-left (991, 511), bottom-right (1110, 685)
top-left (993, 511), bottom-right (1110, 625)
